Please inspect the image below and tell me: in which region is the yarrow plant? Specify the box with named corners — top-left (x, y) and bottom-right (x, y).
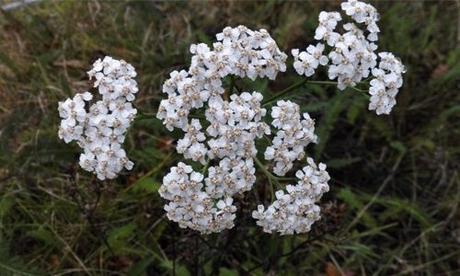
top-left (156, 25), bottom-right (333, 235)
top-left (58, 0), bottom-right (405, 236)
top-left (292, 0), bottom-right (406, 115)
top-left (58, 56), bottom-right (138, 180)
top-left (155, 0), bottom-right (405, 235)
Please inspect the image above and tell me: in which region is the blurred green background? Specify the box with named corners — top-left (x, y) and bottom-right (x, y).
top-left (0, 0), bottom-right (459, 275)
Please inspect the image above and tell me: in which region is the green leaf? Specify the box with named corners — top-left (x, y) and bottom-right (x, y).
top-left (0, 196), bottom-right (14, 220)
top-left (127, 256), bottom-right (154, 276)
top-left (346, 95), bottom-right (367, 125)
top-left (390, 141), bottom-right (407, 154)
top-left (338, 188), bottom-right (377, 228)
top-left (315, 92), bottom-right (348, 159)
top-left (26, 227), bottom-right (59, 247)
top-left (131, 177), bottom-right (160, 194)
top-left (219, 267), bottom-right (239, 276)
top-left (107, 223), bottom-right (137, 253)
top-left (373, 197), bottom-right (432, 229)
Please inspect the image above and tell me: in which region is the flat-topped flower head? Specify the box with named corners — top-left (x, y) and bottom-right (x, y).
top-left (292, 0), bottom-right (405, 115)
top-left (265, 100), bottom-right (318, 176)
top-left (253, 158), bottom-right (330, 235)
top-left (158, 26), bottom-right (329, 235)
top-left (368, 52), bottom-right (406, 114)
top-left (158, 26), bottom-right (323, 234)
top-left (157, 25), bottom-right (287, 132)
top-left (159, 163), bottom-right (237, 233)
top-left (58, 56), bottom-right (138, 180)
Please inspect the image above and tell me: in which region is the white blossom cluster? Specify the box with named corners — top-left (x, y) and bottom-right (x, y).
top-left (206, 92), bottom-right (270, 161)
top-left (58, 56), bottom-right (137, 180)
top-left (159, 162), bottom-right (237, 233)
top-left (157, 26), bottom-right (288, 233)
top-left (253, 158), bottom-right (330, 235)
top-left (157, 25), bottom-right (287, 132)
top-left (369, 52), bottom-right (406, 115)
top-left (265, 100), bottom-right (318, 176)
top-left (292, 0), bottom-right (405, 115)
top-left (160, 92), bottom-right (269, 233)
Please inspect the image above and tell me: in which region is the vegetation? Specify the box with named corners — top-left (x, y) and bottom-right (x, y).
top-left (0, 0), bottom-right (459, 275)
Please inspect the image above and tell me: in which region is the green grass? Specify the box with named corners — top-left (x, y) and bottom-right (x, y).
top-left (0, 0), bottom-right (459, 275)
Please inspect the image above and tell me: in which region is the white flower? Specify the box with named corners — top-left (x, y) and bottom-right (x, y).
top-left (314, 12), bottom-right (342, 46)
top-left (368, 52), bottom-right (406, 115)
top-left (265, 100), bottom-right (318, 176)
top-left (58, 56), bottom-right (138, 180)
top-left (253, 158), bottom-right (330, 235)
top-left (176, 119), bottom-right (207, 164)
top-left (204, 157), bottom-right (256, 198)
top-left (341, 0), bottom-right (380, 38)
top-left (292, 43), bottom-right (329, 77)
top-left (159, 163), bottom-right (237, 233)
top-left (206, 91), bottom-right (269, 160)
top-left (157, 25), bottom-right (287, 132)
top-left (292, 0), bottom-right (405, 114)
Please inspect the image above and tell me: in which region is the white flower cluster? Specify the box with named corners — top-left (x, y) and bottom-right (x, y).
top-left (157, 26), bottom-right (288, 233)
top-left (159, 162), bottom-right (237, 233)
top-left (253, 158), bottom-right (330, 235)
top-left (292, 0), bottom-right (405, 115)
top-left (161, 92), bottom-right (269, 233)
top-left (265, 100), bottom-right (318, 176)
top-left (157, 25), bottom-right (287, 132)
top-left (206, 92), bottom-right (270, 161)
top-left (58, 56), bottom-right (137, 180)
top-left (369, 52), bottom-right (406, 115)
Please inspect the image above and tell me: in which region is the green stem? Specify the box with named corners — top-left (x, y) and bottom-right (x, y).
top-left (262, 79), bottom-right (307, 106)
top-left (229, 75), bottom-right (235, 94)
top-left (262, 79), bottom-right (369, 106)
top-left (201, 160), bottom-right (210, 175)
top-left (349, 86), bottom-right (367, 93)
top-left (306, 80), bottom-right (338, 85)
top-left (254, 157), bottom-right (295, 183)
top-left (254, 157), bottom-right (276, 198)
top-left (135, 111), bottom-right (157, 121)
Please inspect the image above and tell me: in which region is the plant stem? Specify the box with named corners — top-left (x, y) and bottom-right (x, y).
top-left (229, 75), bottom-right (235, 95)
top-left (349, 86), bottom-right (367, 93)
top-left (262, 79), bottom-right (369, 107)
top-left (254, 157), bottom-right (295, 183)
top-left (262, 79), bottom-right (307, 106)
top-left (201, 160), bottom-right (210, 175)
top-left (254, 157), bottom-right (276, 198)
top-left (135, 112), bottom-right (157, 121)
top-left (306, 80), bottom-right (338, 85)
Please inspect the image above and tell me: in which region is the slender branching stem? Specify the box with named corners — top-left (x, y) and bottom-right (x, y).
top-left (229, 75), bottom-right (235, 95)
top-left (262, 79), bottom-right (307, 106)
top-left (254, 157), bottom-right (295, 184)
top-left (262, 79), bottom-right (369, 106)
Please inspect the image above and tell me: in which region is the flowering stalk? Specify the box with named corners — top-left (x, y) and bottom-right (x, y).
top-left (262, 79), bottom-right (307, 106)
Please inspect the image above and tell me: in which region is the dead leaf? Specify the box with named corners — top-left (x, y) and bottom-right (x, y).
top-left (431, 64), bottom-right (449, 79)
